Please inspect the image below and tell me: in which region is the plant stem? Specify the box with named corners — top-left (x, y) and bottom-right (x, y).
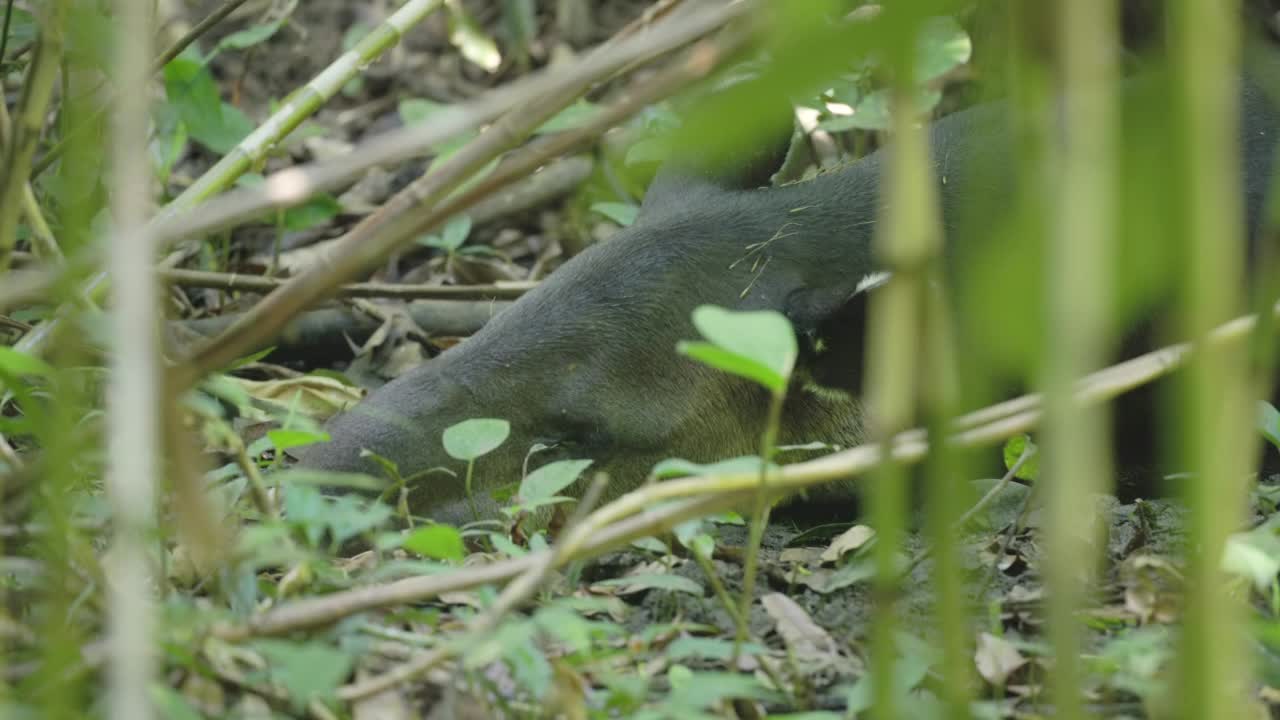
top-left (733, 387), bottom-right (785, 664)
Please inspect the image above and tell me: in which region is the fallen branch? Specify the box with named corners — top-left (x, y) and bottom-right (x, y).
top-left (163, 270), bottom-right (534, 301)
top-left (212, 299), bottom-right (1280, 641)
top-left (176, 299), bottom-right (513, 360)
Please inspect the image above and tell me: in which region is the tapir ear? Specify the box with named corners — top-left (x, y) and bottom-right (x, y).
top-left (786, 272), bottom-right (891, 394)
top-left (784, 272), bottom-right (890, 335)
top-left (640, 106), bottom-right (797, 213)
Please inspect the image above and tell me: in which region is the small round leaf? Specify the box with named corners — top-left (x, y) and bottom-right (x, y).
top-left (520, 459), bottom-right (593, 502)
top-left (402, 524), bottom-right (465, 562)
top-left (442, 418), bottom-right (510, 461)
top-left (679, 306), bottom-right (797, 393)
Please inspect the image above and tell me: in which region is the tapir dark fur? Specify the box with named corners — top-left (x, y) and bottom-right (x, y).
top-left (299, 73), bottom-right (1280, 524)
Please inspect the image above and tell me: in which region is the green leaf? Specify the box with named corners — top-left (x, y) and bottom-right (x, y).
top-left (680, 305), bottom-right (796, 393)
top-left (819, 88), bottom-right (942, 132)
top-left (268, 429), bottom-right (329, 452)
top-left (594, 573), bottom-right (703, 595)
top-left (1222, 524), bottom-right (1280, 590)
top-left (402, 524), bottom-right (466, 562)
top-left (915, 16), bottom-right (972, 82)
top-left (399, 97), bottom-right (448, 127)
top-left (1258, 401), bottom-right (1280, 452)
top-left (0, 346), bottom-right (54, 377)
top-left (266, 468), bottom-right (389, 492)
top-left (442, 418), bottom-right (510, 461)
top-left (162, 55), bottom-right (253, 154)
top-left (626, 138), bottom-right (670, 166)
top-left (150, 686), bottom-right (205, 720)
top-left (679, 342), bottom-right (784, 393)
top-left (213, 19), bottom-right (285, 55)
top-left (2, 9), bottom-right (36, 49)
top-left (665, 671), bottom-right (778, 710)
top-left (253, 640), bottom-right (353, 707)
top-left (650, 456), bottom-right (775, 480)
top-left (590, 202), bottom-right (639, 227)
top-left (282, 485), bottom-right (391, 547)
top-left (447, 4), bottom-right (501, 72)
top-left (1002, 435), bottom-right (1040, 481)
top-left (536, 99), bottom-right (602, 135)
top-left (422, 214), bottom-right (475, 252)
top-left (520, 459), bottom-right (592, 501)
top-left (281, 194), bottom-right (341, 231)
top-left (666, 637), bottom-right (766, 662)
top-left (506, 635), bottom-right (554, 699)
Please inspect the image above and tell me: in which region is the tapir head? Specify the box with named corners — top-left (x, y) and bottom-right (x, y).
top-left (298, 144), bottom-right (892, 523)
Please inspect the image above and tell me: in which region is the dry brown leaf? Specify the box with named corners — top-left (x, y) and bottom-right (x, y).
top-left (235, 375), bottom-right (366, 419)
top-left (974, 632), bottom-right (1026, 687)
top-left (819, 524), bottom-right (875, 564)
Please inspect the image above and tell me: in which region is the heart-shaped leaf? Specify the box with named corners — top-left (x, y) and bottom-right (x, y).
top-left (678, 306), bottom-right (796, 393)
top-left (520, 459), bottom-right (592, 502)
top-left (443, 418), bottom-right (510, 461)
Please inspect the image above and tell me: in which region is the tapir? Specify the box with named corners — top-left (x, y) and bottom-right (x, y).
top-left (298, 70), bottom-right (1280, 524)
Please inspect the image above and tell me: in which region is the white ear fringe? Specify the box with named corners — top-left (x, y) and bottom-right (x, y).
top-left (853, 271), bottom-right (892, 295)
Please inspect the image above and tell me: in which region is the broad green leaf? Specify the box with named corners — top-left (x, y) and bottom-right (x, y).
top-left (150, 686), bottom-right (205, 720)
top-left (590, 202), bottom-right (639, 226)
top-left (398, 97), bottom-right (448, 126)
top-left (915, 16), bottom-right (971, 81)
top-left (665, 637), bottom-right (766, 662)
top-left (665, 671), bottom-right (778, 710)
top-left (533, 606), bottom-right (595, 655)
top-left (682, 305), bottom-right (796, 393)
top-left (213, 19), bottom-right (285, 55)
top-left (506, 635), bottom-right (554, 699)
top-left (520, 459), bottom-right (592, 501)
top-left (819, 88), bottom-right (942, 132)
top-left (324, 494), bottom-right (393, 547)
top-left (422, 214), bottom-right (474, 252)
top-left (536, 99), bottom-right (602, 135)
top-left (650, 456), bottom-right (775, 480)
top-left (267, 429), bottom-right (329, 452)
top-left (162, 55), bottom-right (253, 154)
top-left (447, 4), bottom-right (501, 72)
top-left (442, 418), bottom-right (510, 460)
top-left (679, 342), bottom-right (785, 393)
top-left (1258, 401), bottom-right (1280, 452)
top-left (594, 573), bottom-right (703, 595)
top-left (402, 524), bottom-right (465, 562)
top-left (2, 9), bottom-right (36, 48)
top-left (626, 138), bottom-right (669, 166)
top-left (281, 194), bottom-right (341, 231)
top-left (0, 346), bottom-right (54, 377)
top-left (465, 618), bottom-right (536, 668)
top-left (1222, 525), bottom-right (1280, 590)
top-left (253, 640), bottom-right (353, 706)
top-left (268, 468), bottom-right (388, 492)
top-left (1002, 434), bottom-right (1040, 481)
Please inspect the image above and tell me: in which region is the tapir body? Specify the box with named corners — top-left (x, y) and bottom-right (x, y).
top-left (300, 72), bottom-right (1280, 523)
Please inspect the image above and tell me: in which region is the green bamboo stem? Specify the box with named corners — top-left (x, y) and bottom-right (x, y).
top-left (864, 19), bottom-right (940, 718)
top-left (1043, 2), bottom-right (1117, 718)
top-left (162, 0), bottom-right (448, 218)
top-left (0, 0), bottom-right (67, 273)
top-left (1172, 1), bottom-right (1251, 718)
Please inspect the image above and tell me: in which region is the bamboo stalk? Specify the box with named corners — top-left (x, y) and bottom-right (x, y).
top-left (0, 0), bottom-right (67, 273)
top-left (1171, 1), bottom-right (1251, 717)
top-left (104, 0), bottom-right (160, 717)
top-left (1043, 1), bottom-right (1118, 717)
